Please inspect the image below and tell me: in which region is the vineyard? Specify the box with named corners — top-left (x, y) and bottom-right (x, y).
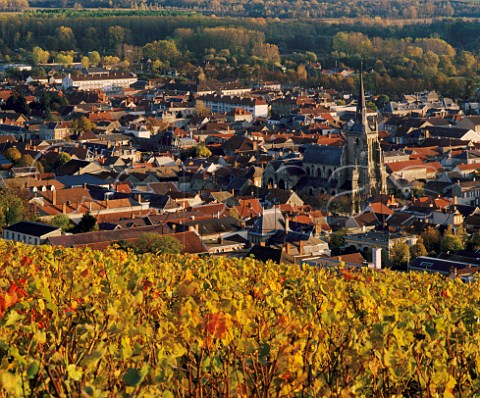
top-left (0, 240), bottom-right (480, 397)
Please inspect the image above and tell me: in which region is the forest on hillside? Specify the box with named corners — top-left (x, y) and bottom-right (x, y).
top-left (1, 13), bottom-right (480, 97)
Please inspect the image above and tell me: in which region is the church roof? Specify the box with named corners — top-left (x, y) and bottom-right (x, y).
top-left (303, 145), bottom-right (344, 166)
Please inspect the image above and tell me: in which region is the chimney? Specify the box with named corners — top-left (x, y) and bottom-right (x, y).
top-left (62, 202), bottom-right (66, 214)
top-left (372, 248), bottom-right (382, 270)
top-left (52, 189), bottom-right (57, 206)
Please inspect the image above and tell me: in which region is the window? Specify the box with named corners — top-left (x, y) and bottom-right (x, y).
top-left (419, 261), bottom-right (433, 268)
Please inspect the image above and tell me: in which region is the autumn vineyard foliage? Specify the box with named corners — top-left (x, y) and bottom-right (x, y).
top-left (1, 242), bottom-right (480, 397)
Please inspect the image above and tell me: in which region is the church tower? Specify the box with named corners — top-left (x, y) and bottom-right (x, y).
top-left (345, 71), bottom-right (387, 212)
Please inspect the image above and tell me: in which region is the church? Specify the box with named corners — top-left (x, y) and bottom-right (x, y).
top-left (263, 73), bottom-right (387, 213)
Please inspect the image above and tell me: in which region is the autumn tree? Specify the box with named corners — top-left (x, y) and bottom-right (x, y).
top-left (56, 52), bottom-right (74, 66)
top-left (54, 152), bottom-right (71, 169)
top-left (143, 40), bottom-right (180, 66)
top-left (389, 240), bottom-right (410, 269)
top-left (81, 56), bottom-right (89, 69)
top-left (103, 56), bottom-right (121, 69)
top-left (252, 42), bottom-right (280, 65)
top-left (0, 188), bottom-right (25, 226)
top-left (3, 147), bottom-right (21, 164)
top-left (50, 214), bottom-right (72, 232)
top-left (107, 26), bottom-right (128, 50)
top-left (18, 154), bottom-right (35, 167)
top-left (56, 26), bottom-right (76, 50)
top-left (71, 116), bottom-right (95, 133)
top-left (88, 51), bottom-right (101, 67)
top-left (410, 239), bottom-right (428, 260)
top-left (135, 233), bottom-right (183, 254)
top-left (32, 47), bottom-right (49, 65)
top-left (420, 227), bottom-right (441, 254)
top-left (467, 232), bottom-right (480, 251)
top-left (440, 233), bottom-right (464, 253)
top-left (180, 145), bottom-right (212, 160)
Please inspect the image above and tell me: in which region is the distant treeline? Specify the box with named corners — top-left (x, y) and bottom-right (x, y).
top-left (2, 14), bottom-right (480, 54)
top-left (27, 0), bottom-right (480, 19)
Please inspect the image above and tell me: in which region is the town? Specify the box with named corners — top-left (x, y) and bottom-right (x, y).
top-left (0, 60), bottom-right (479, 277)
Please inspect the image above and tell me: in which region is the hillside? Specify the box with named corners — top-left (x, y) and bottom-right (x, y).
top-left (0, 240), bottom-right (479, 396)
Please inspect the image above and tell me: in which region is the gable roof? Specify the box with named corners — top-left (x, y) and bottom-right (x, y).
top-left (4, 221), bottom-right (60, 237)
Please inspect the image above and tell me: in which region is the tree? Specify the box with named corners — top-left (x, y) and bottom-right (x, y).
top-left (329, 230), bottom-right (345, 255)
top-left (54, 152), bottom-right (71, 169)
top-left (195, 100), bottom-right (210, 117)
top-left (3, 147), bottom-right (22, 164)
top-left (467, 232), bottom-right (480, 251)
top-left (56, 53), bottom-right (74, 66)
top-left (88, 51), bottom-right (101, 67)
top-left (71, 116), bottom-right (94, 133)
top-left (135, 233), bottom-right (183, 254)
top-left (375, 94), bottom-right (390, 110)
top-left (410, 240), bottom-right (427, 260)
top-left (440, 234), bottom-right (464, 253)
top-left (107, 26), bottom-right (128, 50)
top-left (81, 56), bottom-right (90, 69)
top-left (50, 214), bottom-right (72, 232)
top-left (0, 188), bottom-right (25, 226)
top-left (5, 92), bottom-right (30, 115)
top-left (73, 212), bottom-right (98, 233)
top-left (56, 26), bottom-right (76, 50)
top-left (389, 240), bottom-right (410, 269)
top-left (252, 42), bottom-right (280, 64)
top-left (180, 145), bottom-right (212, 160)
top-left (421, 227), bottom-right (441, 254)
top-left (32, 47), bottom-right (49, 65)
top-left (143, 40), bottom-right (180, 66)
top-left (18, 154), bottom-right (35, 167)
top-left (103, 56), bottom-right (121, 69)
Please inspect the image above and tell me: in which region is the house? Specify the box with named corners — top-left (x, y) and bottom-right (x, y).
top-left (3, 221), bottom-right (61, 245)
top-left (0, 124), bottom-right (30, 141)
top-left (55, 159), bottom-right (103, 176)
top-left (386, 160), bottom-right (428, 181)
top-left (39, 122), bottom-right (71, 140)
top-left (456, 116), bottom-right (480, 133)
top-left (248, 208), bottom-right (286, 246)
top-left (343, 231), bottom-right (417, 261)
top-left (449, 181), bottom-right (480, 206)
top-left (197, 94), bottom-right (268, 118)
top-left (62, 72), bottom-right (138, 93)
top-left (409, 256), bottom-right (480, 281)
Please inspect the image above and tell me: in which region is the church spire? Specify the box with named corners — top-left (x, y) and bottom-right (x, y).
top-left (357, 63), bottom-right (367, 120)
